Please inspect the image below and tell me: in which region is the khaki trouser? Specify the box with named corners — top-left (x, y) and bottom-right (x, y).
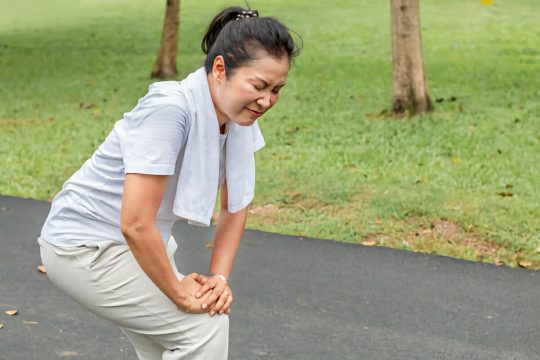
top-left (38, 235), bottom-right (229, 360)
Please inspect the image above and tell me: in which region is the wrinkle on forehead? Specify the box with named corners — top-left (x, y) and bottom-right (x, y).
top-left (239, 55), bottom-right (289, 85)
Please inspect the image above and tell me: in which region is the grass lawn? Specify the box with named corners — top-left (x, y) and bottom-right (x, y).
top-left (1, 0), bottom-right (539, 268)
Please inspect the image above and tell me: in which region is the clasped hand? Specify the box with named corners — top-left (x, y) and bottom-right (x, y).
top-left (178, 273), bottom-right (232, 316)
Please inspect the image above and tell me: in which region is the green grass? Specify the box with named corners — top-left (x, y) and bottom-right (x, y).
top-left (1, 0), bottom-right (539, 268)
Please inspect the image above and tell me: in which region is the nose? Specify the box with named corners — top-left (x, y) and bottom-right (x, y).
top-left (256, 92), bottom-right (272, 110)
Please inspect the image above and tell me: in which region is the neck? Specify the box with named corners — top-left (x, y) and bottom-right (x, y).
top-left (207, 73), bottom-right (229, 130)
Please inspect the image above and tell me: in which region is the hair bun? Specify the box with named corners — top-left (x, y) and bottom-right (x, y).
top-left (201, 7), bottom-right (256, 55)
top-left (201, 6), bottom-right (301, 74)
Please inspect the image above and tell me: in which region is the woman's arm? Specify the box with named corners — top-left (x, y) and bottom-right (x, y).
top-left (120, 173), bottom-right (209, 313)
top-left (195, 181), bottom-right (247, 315)
top-left (209, 180), bottom-right (248, 278)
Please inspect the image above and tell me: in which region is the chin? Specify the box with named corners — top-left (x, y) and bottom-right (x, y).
top-left (233, 118), bottom-right (257, 127)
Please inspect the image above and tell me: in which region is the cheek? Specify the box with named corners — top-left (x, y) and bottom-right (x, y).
top-left (237, 89), bottom-right (259, 109)
top-left (222, 82), bottom-right (259, 116)
top-left (222, 87), bottom-right (245, 113)
top-left (270, 93), bottom-right (280, 107)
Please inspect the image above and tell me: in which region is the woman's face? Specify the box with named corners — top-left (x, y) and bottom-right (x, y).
top-left (210, 52), bottom-right (290, 127)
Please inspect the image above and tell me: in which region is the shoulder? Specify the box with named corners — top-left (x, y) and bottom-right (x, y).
top-left (142, 81), bottom-right (190, 109)
top-left (128, 81), bottom-right (193, 124)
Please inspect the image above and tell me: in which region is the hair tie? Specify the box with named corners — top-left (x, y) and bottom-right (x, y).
top-left (236, 10), bottom-right (258, 20)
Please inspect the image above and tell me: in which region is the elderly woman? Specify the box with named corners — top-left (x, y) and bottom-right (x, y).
top-left (37, 6), bottom-right (300, 360)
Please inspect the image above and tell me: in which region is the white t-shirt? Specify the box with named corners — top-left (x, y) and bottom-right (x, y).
top-left (40, 87), bottom-right (228, 247)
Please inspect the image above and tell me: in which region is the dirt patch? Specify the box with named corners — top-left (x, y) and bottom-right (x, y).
top-left (356, 217), bottom-right (535, 268)
top-left (248, 203), bottom-right (281, 226)
top-left (248, 203), bottom-right (280, 215)
top-left (432, 220), bottom-right (462, 240)
top-left (246, 197), bottom-right (539, 270)
top-left (0, 117), bottom-right (55, 132)
top-left (361, 233), bottom-right (392, 246)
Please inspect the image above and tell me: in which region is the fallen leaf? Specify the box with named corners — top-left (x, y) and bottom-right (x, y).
top-left (451, 156), bottom-right (462, 164)
top-left (481, 0), bottom-right (493, 4)
top-left (416, 229), bottom-right (432, 237)
top-left (494, 258), bottom-right (504, 266)
top-left (79, 102), bottom-right (95, 109)
top-left (285, 126), bottom-right (299, 134)
top-left (361, 240), bottom-right (376, 246)
top-left (22, 320), bottom-right (38, 325)
top-left (5, 309), bottom-right (18, 316)
top-left (205, 243), bottom-right (214, 249)
top-left (284, 190), bottom-right (301, 197)
top-left (37, 265), bottom-right (47, 274)
top-left (375, 218), bottom-right (383, 225)
top-left (518, 260), bottom-right (532, 268)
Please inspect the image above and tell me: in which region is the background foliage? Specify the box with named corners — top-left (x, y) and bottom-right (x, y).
top-left (1, 0), bottom-right (538, 268)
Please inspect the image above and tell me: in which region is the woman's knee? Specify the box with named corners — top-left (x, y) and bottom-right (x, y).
top-left (206, 313), bottom-right (229, 336)
top-left (193, 314), bottom-right (229, 344)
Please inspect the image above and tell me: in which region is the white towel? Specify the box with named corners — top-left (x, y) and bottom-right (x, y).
top-left (172, 67), bottom-right (265, 226)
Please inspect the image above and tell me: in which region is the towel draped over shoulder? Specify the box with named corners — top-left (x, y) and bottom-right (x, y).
top-left (151, 67), bottom-right (265, 227)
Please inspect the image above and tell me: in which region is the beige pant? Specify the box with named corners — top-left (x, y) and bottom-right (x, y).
top-left (38, 235), bottom-right (229, 360)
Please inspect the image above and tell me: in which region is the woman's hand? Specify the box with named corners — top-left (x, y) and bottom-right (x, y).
top-left (195, 275), bottom-right (233, 316)
top-left (175, 273), bottom-right (213, 313)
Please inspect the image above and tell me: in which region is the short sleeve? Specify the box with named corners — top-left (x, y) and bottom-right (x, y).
top-left (115, 88), bottom-right (190, 176)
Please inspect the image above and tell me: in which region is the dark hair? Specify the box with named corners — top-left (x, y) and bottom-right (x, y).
top-left (201, 6), bottom-right (301, 76)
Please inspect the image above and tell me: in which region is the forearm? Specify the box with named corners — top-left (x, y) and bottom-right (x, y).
top-left (123, 227), bottom-right (185, 304)
top-left (208, 207), bottom-right (248, 279)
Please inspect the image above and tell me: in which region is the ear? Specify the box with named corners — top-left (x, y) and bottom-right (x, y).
top-left (212, 55), bottom-right (226, 83)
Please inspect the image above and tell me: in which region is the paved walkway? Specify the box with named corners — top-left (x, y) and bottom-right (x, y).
top-left (0, 195), bottom-right (538, 359)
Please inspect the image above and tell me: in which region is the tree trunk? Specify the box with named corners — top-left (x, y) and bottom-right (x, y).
top-left (151, 0), bottom-right (180, 79)
top-left (391, 0), bottom-right (433, 116)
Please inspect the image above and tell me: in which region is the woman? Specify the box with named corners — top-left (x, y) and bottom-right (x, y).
top-left (37, 6), bottom-right (300, 360)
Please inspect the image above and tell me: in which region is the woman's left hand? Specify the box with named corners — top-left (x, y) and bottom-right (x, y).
top-left (195, 275), bottom-right (233, 316)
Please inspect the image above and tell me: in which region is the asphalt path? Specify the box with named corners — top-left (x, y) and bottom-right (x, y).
top-left (0, 195), bottom-right (538, 359)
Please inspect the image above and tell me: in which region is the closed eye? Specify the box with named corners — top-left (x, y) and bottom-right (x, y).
top-left (272, 85), bottom-right (285, 94)
top-left (252, 82), bottom-right (285, 94)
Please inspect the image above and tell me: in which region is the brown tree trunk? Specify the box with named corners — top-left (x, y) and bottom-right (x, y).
top-left (391, 0), bottom-right (433, 116)
top-left (151, 0), bottom-right (180, 79)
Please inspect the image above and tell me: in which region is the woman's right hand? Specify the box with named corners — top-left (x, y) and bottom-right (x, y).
top-left (175, 273), bottom-right (212, 313)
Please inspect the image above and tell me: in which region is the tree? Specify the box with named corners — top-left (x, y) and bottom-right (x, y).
top-left (391, 0), bottom-right (433, 116)
top-left (151, 0), bottom-right (180, 79)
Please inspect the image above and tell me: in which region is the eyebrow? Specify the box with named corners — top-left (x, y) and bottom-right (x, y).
top-left (253, 76), bottom-right (286, 88)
